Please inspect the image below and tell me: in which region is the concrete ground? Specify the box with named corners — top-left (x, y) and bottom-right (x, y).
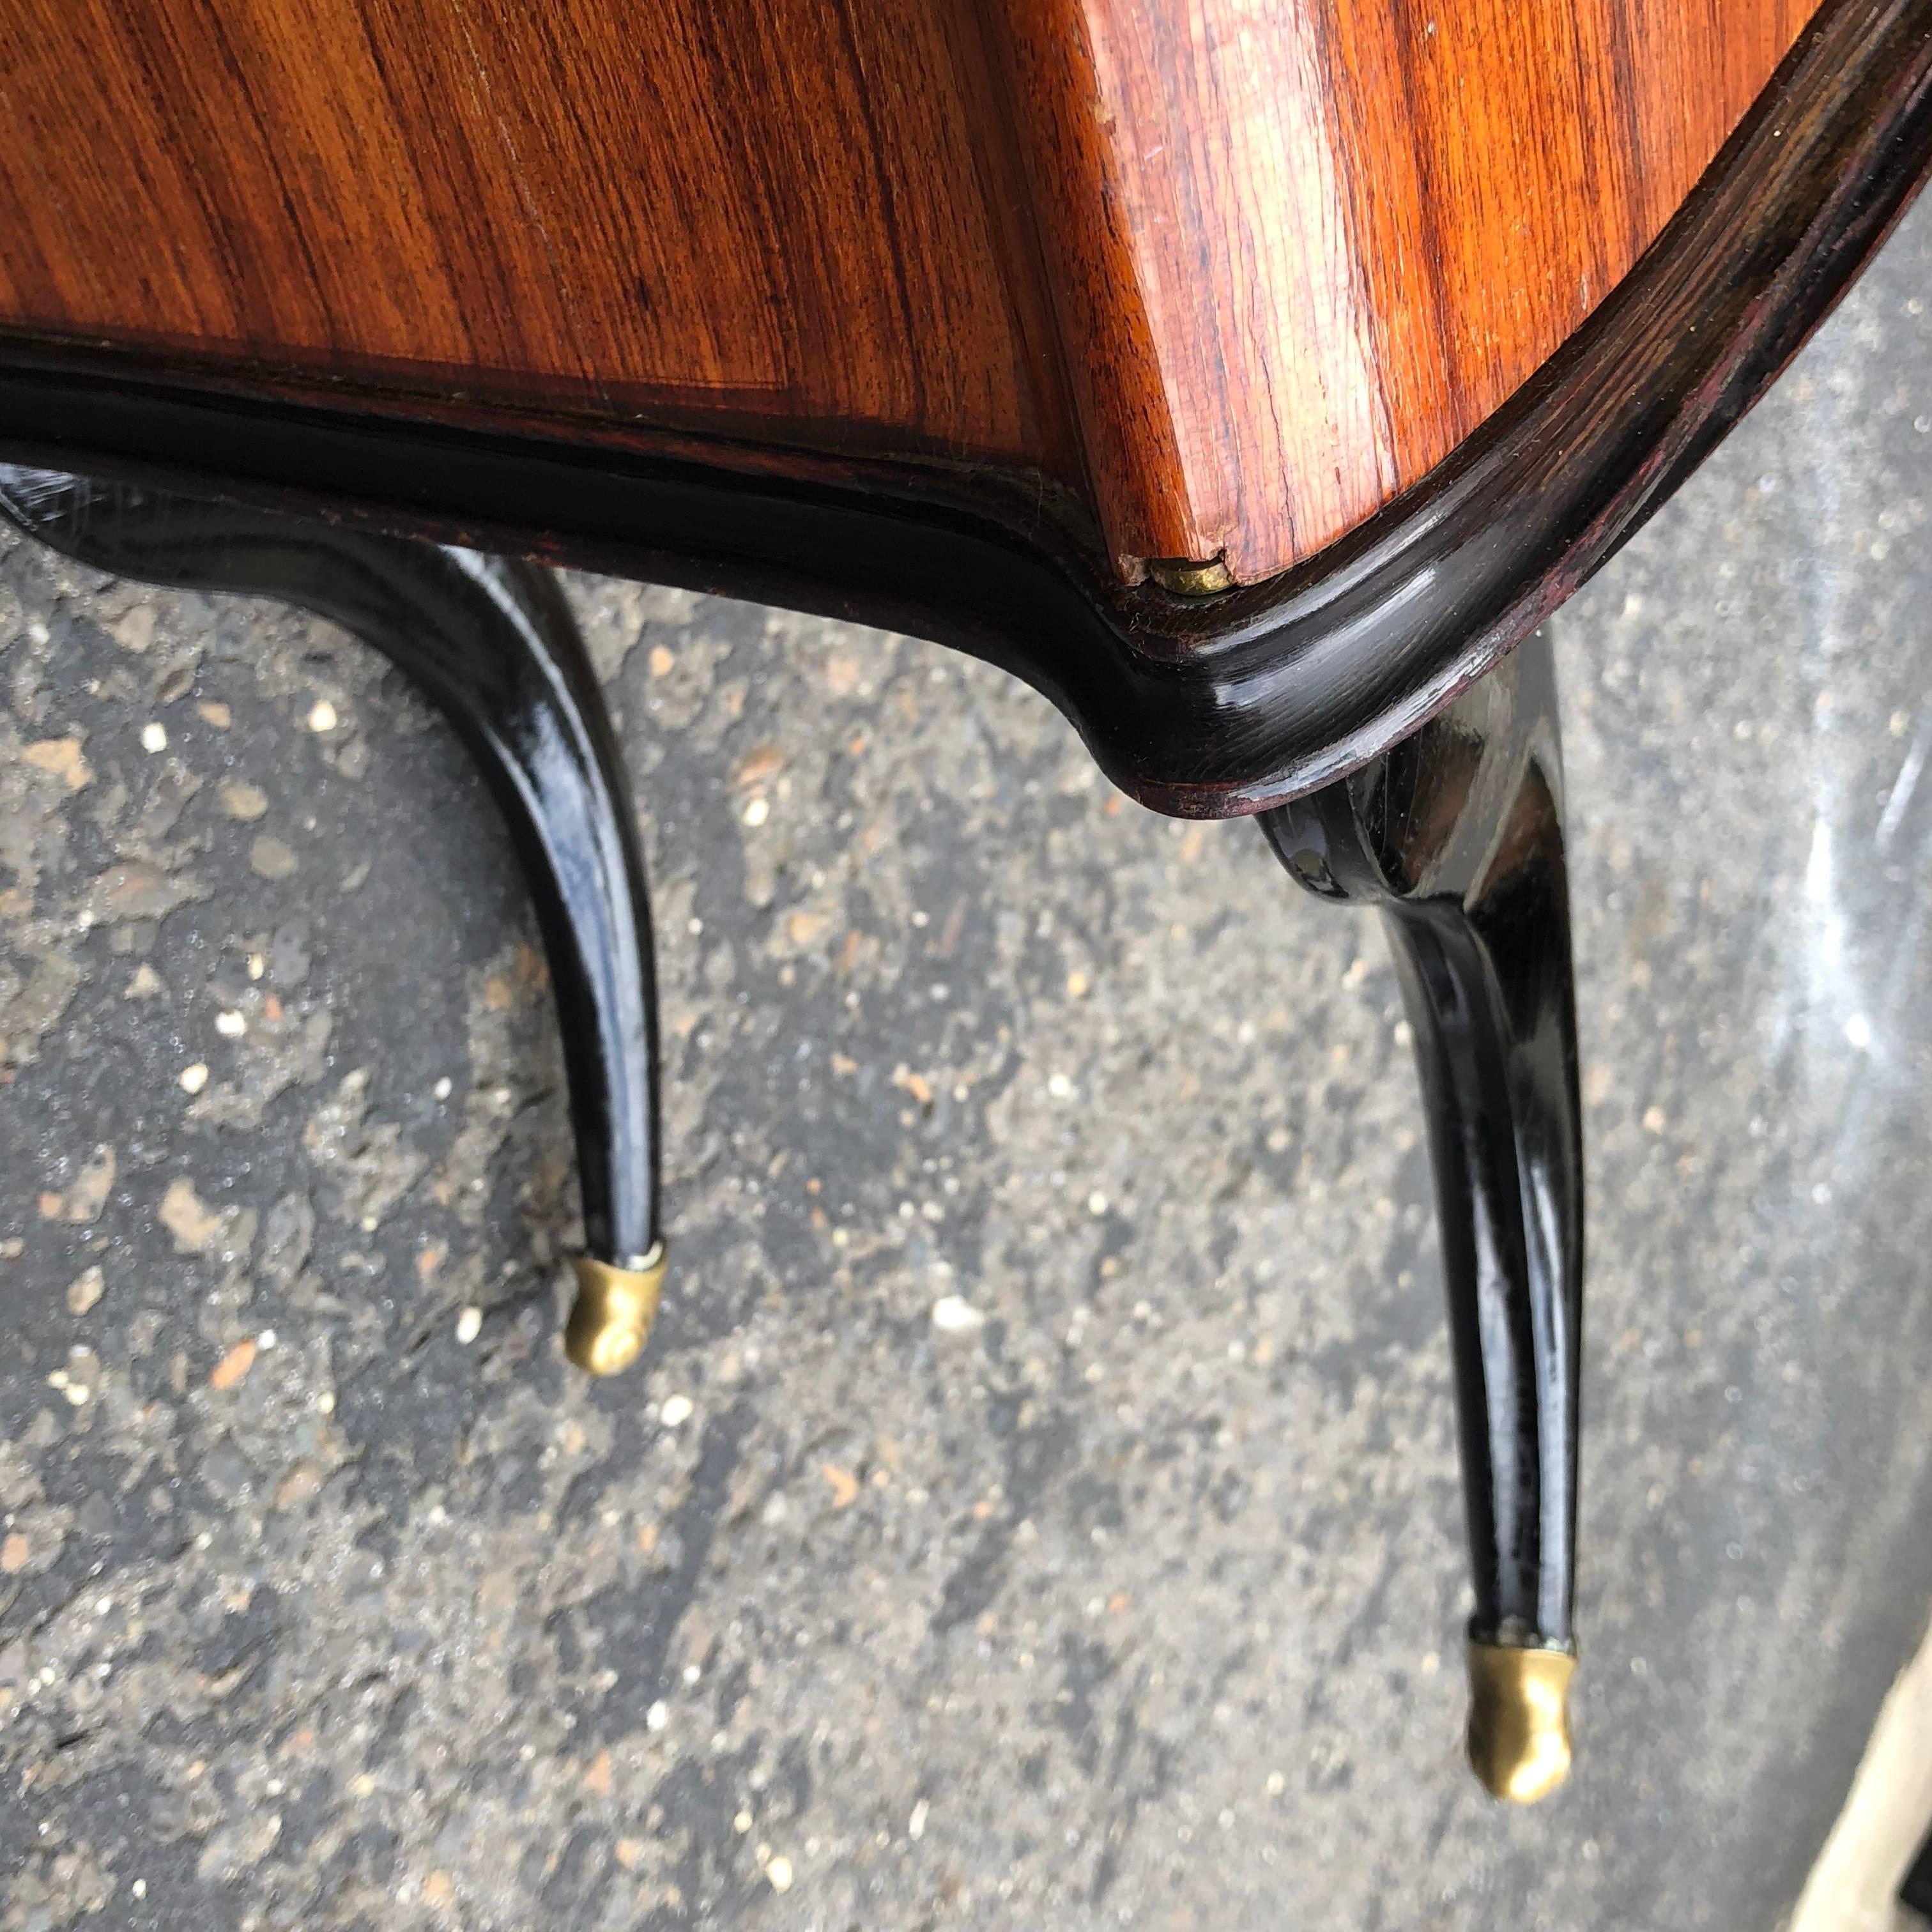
top-left (4, 199), bottom-right (1932, 1932)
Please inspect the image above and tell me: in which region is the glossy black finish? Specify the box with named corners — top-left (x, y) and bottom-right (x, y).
top-left (1903, 1820), bottom-right (1932, 1920)
top-left (0, 466), bottom-right (661, 1269)
top-left (1261, 633), bottom-right (1583, 1652)
top-left (0, 0), bottom-right (1923, 820)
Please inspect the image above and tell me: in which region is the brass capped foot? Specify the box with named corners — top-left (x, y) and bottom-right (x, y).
top-left (564, 1245), bottom-right (666, 1376)
top-left (1466, 1641), bottom-right (1575, 1803)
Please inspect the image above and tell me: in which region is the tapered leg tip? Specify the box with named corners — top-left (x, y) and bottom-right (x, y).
top-left (565, 1246), bottom-right (666, 1375)
top-left (1466, 1640), bottom-right (1575, 1803)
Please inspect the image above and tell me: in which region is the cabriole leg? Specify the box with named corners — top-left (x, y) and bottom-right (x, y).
top-left (1259, 631), bottom-right (1583, 1804)
top-left (0, 466), bottom-right (665, 1376)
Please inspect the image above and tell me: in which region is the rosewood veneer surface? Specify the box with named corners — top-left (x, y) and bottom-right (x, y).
top-left (0, 0), bottom-right (1818, 583)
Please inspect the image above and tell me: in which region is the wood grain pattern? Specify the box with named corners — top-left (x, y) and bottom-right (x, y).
top-left (0, 0), bottom-right (1924, 811)
top-left (0, 0), bottom-right (1821, 583)
top-left (1011, 0), bottom-right (1821, 576)
top-left (0, 0), bottom-right (1077, 471)
top-left (992, 0), bottom-right (1401, 574)
top-left (1319, 0), bottom-right (1822, 496)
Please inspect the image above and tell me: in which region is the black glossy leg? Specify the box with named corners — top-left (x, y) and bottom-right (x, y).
top-left (0, 466), bottom-right (666, 1374)
top-left (1260, 630), bottom-right (1583, 1803)
top-left (1902, 1821), bottom-right (1932, 1922)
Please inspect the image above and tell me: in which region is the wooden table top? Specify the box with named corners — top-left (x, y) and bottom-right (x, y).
top-left (0, 0), bottom-right (1821, 588)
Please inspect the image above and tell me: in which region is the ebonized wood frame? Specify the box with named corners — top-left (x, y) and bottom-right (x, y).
top-left (0, 0), bottom-right (1925, 817)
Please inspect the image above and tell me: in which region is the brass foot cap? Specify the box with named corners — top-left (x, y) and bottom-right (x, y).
top-left (1466, 1641), bottom-right (1575, 1803)
top-left (564, 1246), bottom-right (665, 1376)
